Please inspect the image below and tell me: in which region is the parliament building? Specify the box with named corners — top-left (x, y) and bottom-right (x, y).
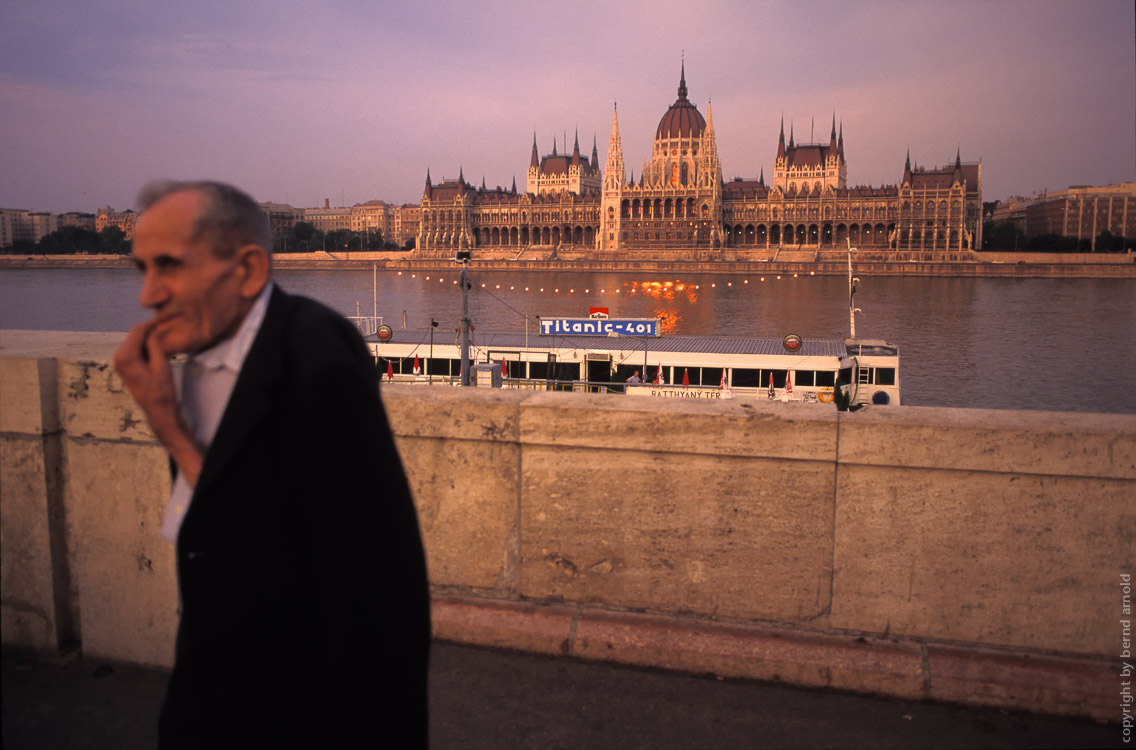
top-left (415, 64), bottom-right (982, 260)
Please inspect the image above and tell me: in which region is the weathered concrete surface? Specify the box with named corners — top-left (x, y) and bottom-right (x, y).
top-left (2, 333), bottom-right (1133, 720)
top-left (383, 388), bottom-right (521, 592)
top-left (832, 407), bottom-right (1136, 657)
top-left (0, 358), bottom-right (66, 651)
top-left (64, 440), bottom-right (177, 667)
top-left (0, 437), bottom-right (59, 649)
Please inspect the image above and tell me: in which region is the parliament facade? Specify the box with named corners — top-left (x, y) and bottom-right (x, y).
top-left (416, 65), bottom-right (982, 260)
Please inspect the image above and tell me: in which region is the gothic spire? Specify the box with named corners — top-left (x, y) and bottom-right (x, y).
top-left (530, 132), bottom-right (539, 169)
top-left (777, 116), bottom-right (786, 159)
top-left (677, 58), bottom-right (688, 100)
top-left (701, 100), bottom-right (720, 167)
top-left (591, 134), bottom-right (599, 169)
top-left (425, 167), bottom-right (431, 188)
top-left (511, 175), bottom-right (517, 194)
top-left (604, 102), bottom-right (625, 191)
top-left (829, 113), bottom-right (837, 151)
top-left (552, 136), bottom-right (557, 156)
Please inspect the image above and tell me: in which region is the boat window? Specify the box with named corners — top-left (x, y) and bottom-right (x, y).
top-left (836, 367), bottom-right (853, 387)
top-left (377, 356), bottom-right (414, 375)
top-left (732, 368), bottom-right (762, 388)
top-left (529, 361), bottom-right (550, 379)
top-left (815, 370), bottom-right (836, 387)
top-left (426, 358), bottom-right (460, 376)
top-left (875, 367), bottom-right (896, 386)
top-left (697, 367), bottom-right (723, 386)
top-left (794, 370), bottom-right (816, 387)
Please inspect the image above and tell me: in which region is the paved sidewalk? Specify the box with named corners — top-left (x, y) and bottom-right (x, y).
top-left (2, 642), bottom-right (1122, 749)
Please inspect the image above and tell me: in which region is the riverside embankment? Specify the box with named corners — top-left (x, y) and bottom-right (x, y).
top-left (2, 333), bottom-right (1132, 722)
top-left (2, 250), bottom-right (1134, 277)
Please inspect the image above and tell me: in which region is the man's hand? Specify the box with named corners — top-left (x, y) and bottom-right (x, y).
top-left (115, 319), bottom-right (204, 487)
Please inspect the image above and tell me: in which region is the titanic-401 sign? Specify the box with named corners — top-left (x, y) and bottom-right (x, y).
top-left (539, 318), bottom-right (660, 336)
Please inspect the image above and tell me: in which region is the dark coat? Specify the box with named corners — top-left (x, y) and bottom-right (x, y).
top-left (159, 286), bottom-right (430, 749)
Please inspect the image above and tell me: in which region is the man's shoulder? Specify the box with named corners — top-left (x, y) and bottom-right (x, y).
top-left (269, 289), bottom-right (371, 370)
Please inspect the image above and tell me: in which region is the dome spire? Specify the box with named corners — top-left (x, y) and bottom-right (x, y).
top-left (677, 55), bottom-right (687, 100)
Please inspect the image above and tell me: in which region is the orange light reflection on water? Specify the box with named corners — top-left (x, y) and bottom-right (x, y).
top-left (626, 280), bottom-right (701, 334)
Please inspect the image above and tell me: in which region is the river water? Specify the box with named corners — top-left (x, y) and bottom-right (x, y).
top-left (1, 267), bottom-right (1133, 414)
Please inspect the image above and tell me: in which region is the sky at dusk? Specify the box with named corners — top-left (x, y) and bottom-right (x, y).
top-left (2, 0), bottom-right (1133, 214)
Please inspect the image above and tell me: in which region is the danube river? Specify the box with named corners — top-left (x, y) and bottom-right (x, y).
top-left (1, 267), bottom-right (1133, 414)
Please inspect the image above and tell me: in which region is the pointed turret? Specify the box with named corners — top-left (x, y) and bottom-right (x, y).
top-left (788, 123), bottom-right (795, 149)
top-left (511, 176), bottom-right (517, 194)
top-left (552, 137), bottom-right (557, 156)
top-left (829, 113), bottom-right (837, 151)
top-left (678, 58), bottom-right (688, 100)
top-left (481, 176), bottom-right (486, 190)
top-left (591, 134), bottom-right (599, 169)
top-left (571, 129), bottom-right (581, 166)
top-left (955, 147), bottom-right (962, 170)
top-left (903, 149), bottom-right (912, 184)
top-left (777, 117), bottom-right (786, 159)
top-left (458, 165), bottom-right (464, 184)
top-left (530, 132), bottom-right (539, 169)
top-left (702, 101), bottom-right (717, 155)
top-left (837, 122), bottom-right (844, 159)
top-left (759, 167), bottom-right (765, 186)
top-left (600, 102), bottom-right (626, 252)
top-left (699, 100), bottom-right (722, 189)
top-left (425, 168), bottom-right (432, 188)
top-left (603, 103), bottom-right (625, 192)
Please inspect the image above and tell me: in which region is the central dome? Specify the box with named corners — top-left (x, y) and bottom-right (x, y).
top-left (655, 63), bottom-right (705, 140)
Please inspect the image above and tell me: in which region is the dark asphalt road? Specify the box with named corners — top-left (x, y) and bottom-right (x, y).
top-left (2, 642), bottom-right (1122, 749)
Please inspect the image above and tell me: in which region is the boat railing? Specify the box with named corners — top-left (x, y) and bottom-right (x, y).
top-left (502, 378), bottom-right (619, 394)
top-left (348, 315), bottom-right (383, 337)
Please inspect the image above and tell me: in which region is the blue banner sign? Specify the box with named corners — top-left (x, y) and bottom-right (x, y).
top-left (539, 318), bottom-right (660, 336)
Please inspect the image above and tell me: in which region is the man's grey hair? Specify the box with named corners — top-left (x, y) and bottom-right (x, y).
top-left (138, 180), bottom-right (273, 261)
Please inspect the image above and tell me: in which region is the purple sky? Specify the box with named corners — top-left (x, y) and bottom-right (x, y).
top-left (2, 0), bottom-right (1133, 214)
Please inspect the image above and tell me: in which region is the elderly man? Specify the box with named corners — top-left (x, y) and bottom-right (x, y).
top-left (114, 181), bottom-right (429, 748)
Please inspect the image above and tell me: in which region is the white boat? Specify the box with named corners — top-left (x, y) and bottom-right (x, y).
top-left (359, 241), bottom-right (900, 407)
top-left (363, 327), bottom-right (900, 407)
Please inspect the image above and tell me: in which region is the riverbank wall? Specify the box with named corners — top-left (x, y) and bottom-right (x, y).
top-left (2, 251), bottom-right (1133, 278)
top-left (1, 332), bottom-right (1133, 721)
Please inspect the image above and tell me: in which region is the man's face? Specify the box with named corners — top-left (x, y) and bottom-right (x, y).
top-left (131, 190), bottom-right (249, 355)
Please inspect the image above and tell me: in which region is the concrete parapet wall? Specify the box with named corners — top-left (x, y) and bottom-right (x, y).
top-left (2, 332), bottom-right (1133, 720)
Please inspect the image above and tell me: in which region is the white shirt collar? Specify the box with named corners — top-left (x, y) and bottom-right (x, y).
top-left (191, 281), bottom-right (274, 372)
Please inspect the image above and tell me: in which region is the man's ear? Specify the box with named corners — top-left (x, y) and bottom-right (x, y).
top-left (235, 244), bottom-right (271, 299)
